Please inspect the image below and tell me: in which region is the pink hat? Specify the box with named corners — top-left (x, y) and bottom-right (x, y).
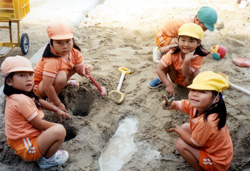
top-left (1, 56), bottom-right (34, 77)
top-left (46, 21), bottom-right (73, 40)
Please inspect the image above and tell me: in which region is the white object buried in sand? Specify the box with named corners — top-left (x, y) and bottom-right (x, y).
top-left (99, 116), bottom-right (138, 171)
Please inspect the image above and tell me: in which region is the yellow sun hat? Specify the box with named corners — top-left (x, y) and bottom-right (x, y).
top-left (187, 71), bottom-right (229, 92)
top-left (178, 23), bottom-right (204, 40)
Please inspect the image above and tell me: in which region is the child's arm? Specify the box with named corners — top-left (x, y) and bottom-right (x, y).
top-left (39, 99), bottom-right (71, 121)
top-left (42, 76), bottom-right (66, 111)
top-left (182, 51), bottom-right (196, 77)
top-left (167, 125), bottom-right (200, 148)
top-left (156, 63), bottom-right (175, 97)
top-left (75, 64), bottom-right (93, 77)
top-left (30, 115), bottom-right (56, 131)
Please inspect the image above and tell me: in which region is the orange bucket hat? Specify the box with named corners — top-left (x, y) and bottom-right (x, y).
top-left (47, 21), bottom-right (73, 40)
top-left (1, 56), bottom-right (34, 77)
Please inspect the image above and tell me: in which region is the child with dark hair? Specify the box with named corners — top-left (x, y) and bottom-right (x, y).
top-left (33, 21), bottom-right (93, 112)
top-left (162, 71), bottom-right (233, 171)
top-left (1, 56), bottom-right (71, 169)
top-left (150, 23), bottom-right (209, 98)
top-left (153, 6), bottom-right (217, 62)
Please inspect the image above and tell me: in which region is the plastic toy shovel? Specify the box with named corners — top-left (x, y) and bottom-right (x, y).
top-left (217, 72), bottom-right (250, 95)
top-left (109, 67), bottom-right (131, 104)
top-left (84, 74), bottom-right (107, 96)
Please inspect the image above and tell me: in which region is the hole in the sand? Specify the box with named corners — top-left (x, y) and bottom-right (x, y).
top-left (59, 86), bottom-right (95, 117)
top-left (43, 111), bottom-right (78, 142)
top-left (72, 104), bottom-right (90, 117)
top-left (64, 123), bottom-right (77, 142)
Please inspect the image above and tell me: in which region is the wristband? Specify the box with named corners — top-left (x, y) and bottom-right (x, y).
top-left (53, 106), bottom-right (58, 112)
top-left (82, 64), bottom-right (86, 76)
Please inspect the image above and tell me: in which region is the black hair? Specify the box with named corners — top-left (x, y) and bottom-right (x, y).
top-left (172, 36), bottom-right (209, 57)
top-left (203, 91), bottom-right (227, 130)
top-left (3, 73), bottom-right (41, 109)
top-left (42, 38), bottom-right (81, 58)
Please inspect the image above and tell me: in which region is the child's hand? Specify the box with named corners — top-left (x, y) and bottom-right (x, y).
top-left (166, 125), bottom-right (179, 133)
top-left (166, 85), bottom-right (175, 98)
top-left (85, 64), bottom-right (93, 75)
top-left (161, 94), bottom-right (174, 110)
top-left (57, 103), bottom-right (67, 112)
top-left (185, 51), bottom-right (197, 60)
top-left (54, 107), bottom-right (72, 121)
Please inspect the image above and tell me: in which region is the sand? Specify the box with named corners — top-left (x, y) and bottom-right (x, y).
top-left (1, 0), bottom-right (250, 170)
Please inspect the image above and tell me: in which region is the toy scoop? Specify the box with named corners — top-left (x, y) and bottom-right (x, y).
top-left (109, 67), bottom-right (131, 104)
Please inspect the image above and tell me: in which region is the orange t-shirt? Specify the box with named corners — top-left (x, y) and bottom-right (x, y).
top-left (159, 17), bottom-right (191, 38)
top-left (34, 48), bottom-right (84, 82)
top-left (5, 94), bottom-right (44, 140)
top-left (160, 50), bottom-right (204, 86)
top-left (176, 100), bottom-right (233, 170)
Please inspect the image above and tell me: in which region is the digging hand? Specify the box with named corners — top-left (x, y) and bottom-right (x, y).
top-left (161, 94), bottom-right (174, 110)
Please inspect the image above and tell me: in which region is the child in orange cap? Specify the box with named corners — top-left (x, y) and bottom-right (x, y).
top-left (33, 21), bottom-right (93, 111)
top-left (150, 23), bottom-right (209, 98)
top-left (1, 56), bottom-right (71, 169)
top-left (162, 71), bottom-right (233, 171)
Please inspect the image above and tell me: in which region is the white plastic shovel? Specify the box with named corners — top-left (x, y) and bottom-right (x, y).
top-left (109, 67), bottom-right (131, 104)
top-left (217, 72), bottom-right (250, 95)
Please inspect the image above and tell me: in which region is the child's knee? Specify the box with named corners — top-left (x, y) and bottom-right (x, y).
top-left (53, 124), bottom-right (66, 138)
top-left (175, 138), bottom-right (185, 152)
top-left (181, 123), bottom-right (190, 131)
top-left (185, 75), bottom-right (194, 86)
top-left (55, 77), bottom-right (67, 87)
top-left (55, 71), bottom-right (67, 86)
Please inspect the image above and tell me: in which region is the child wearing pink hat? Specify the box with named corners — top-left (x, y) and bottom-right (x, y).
top-left (33, 21), bottom-right (93, 112)
top-left (1, 56), bottom-right (71, 169)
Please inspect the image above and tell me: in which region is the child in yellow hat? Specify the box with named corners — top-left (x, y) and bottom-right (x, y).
top-left (149, 23), bottom-right (209, 98)
top-left (33, 21), bottom-right (93, 112)
top-left (1, 56), bottom-right (71, 169)
top-left (153, 6), bottom-right (217, 61)
top-left (162, 71), bottom-right (233, 171)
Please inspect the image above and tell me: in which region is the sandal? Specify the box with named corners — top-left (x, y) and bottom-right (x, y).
top-left (67, 79), bottom-right (79, 87)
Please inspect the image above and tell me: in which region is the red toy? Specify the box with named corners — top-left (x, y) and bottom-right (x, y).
top-left (232, 57), bottom-right (250, 67)
top-left (211, 45), bottom-right (227, 60)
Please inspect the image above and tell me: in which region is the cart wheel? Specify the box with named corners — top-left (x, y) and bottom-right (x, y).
top-left (20, 33), bottom-right (29, 55)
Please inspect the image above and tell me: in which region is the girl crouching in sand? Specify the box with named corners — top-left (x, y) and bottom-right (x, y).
top-left (162, 71), bottom-right (233, 171)
top-left (1, 56), bottom-right (71, 169)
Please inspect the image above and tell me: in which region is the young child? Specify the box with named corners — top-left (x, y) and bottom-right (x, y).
top-left (1, 56), bottom-right (72, 169)
top-left (150, 23), bottom-right (209, 98)
top-left (153, 6), bottom-right (217, 61)
top-left (162, 71), bottom-right (233, 171)
top-left (33, 21), bottom-right (93, 112)
top-left (150, 6), bottom-right (217, 87)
